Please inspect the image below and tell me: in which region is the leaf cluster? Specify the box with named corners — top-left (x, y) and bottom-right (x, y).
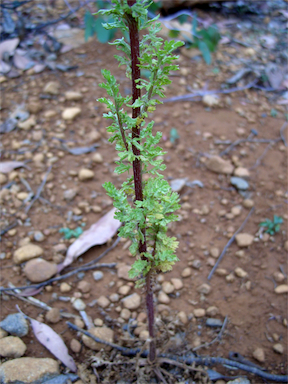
top-left (259, 215), bottom-right (283, 235)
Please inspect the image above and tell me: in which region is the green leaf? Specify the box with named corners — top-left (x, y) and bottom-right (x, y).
top-left (94, 17), bottom-right (113, 43)
top-left (84, 11), bottom-right (95, 41)
top-left (198, 41), bottom-right (211, 64)
top-left (168, 30), bottom-right (180, 38)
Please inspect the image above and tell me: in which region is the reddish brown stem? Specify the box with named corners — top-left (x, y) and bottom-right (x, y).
top-left (126, 0), bottom-right (156, 363)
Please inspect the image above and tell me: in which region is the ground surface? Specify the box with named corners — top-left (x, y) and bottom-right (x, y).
top-left (0, 1), bottom-right (287, 383)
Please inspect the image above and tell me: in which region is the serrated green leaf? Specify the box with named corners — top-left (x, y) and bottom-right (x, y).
top-left (199, 41), bottom-right (211, 64)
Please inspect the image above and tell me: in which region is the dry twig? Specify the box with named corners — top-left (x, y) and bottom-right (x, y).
top-left (25, 165), bottom-right (52, 213)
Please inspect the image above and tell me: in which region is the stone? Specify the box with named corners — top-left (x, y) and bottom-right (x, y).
top-left (72, 298), bottom-right (86, 311)
top-left (177, 311), bottom-right (188, 324)
top-left (202, 94), bottom-right (219, 107)
top-left (44, 110), bottom-right (57, 119)
top-left (273, 272), bottom-right (285, 283)
top-left (77, 281), bottom-right (91, 293)
top-left (231, 206), bottom-right (241, 216)
top-left (45, 308), bottom-right (61, 323)
top-left (63, 188), bottom-right (78, 200)
top-left (181, 267), bottom-right (192, 277)
top-left (171, 278), bottom-right (183, 290)
top-left (273, 343), bottom-right (284, 354)
top-left (88, 130), bottom-right (101, 143)
top-left (0, 329), bottom-right (8, 339)
top-left (18, 116), bottom-right (36, 130)
top-left (60, 282), bottom-right (72, 293)
top-left (230, 177), bottom-right (249, 190)
top-left (0, 357), bottom-right (59, 384)
top-left (28, 101), bottom-right (42, 114)
top-left (43, 81), bottom-right (60, 94)
top-left (197, 283), bottom-right (211, 295)
top-left (97, 296), bottom-right (110, 308)
top-left (0, 336), bottom-right (27, 357)
top-left (118, 285), bottom-right (131, 295)
top-left (70, 338), bottom-right (81, 353)
top-left (227, 379), bottom-right (251, 384)
top-left (62, 107), bottom-right (81, 120)
top-left (109, 293), bottom-right (119, 302)
top-left (235, 233), bottom-right (254, 247)
top-left (34, 231), bottom-right (45, 242)
top-left (24, 258), bottom-right (57, 283)
top-left (206, 156), bottom-right (234, 174)
top-left (82, 327), bottom-right (114, 351)
top-left (206, 306), bottom-right (219, 317)
top-left (13, 243), bottom-right (44, 264)
top-left (93, 271), bottom-right (104, 281)
top-left (226, 273), bottom-right (235, 283)
top-left (210, 247), bottom-right (220, 258)
top-left (162, 281), bottom-right (175, 294)
top-left (122, 293), bottom-right (141, 310)
top-left (94, 318), bottom-right (103, 326)
top-left (191, 259), bottom-right (201, 269)
top-left (284, 240), bottom-right (288, 252)
top-left (65, 90), bottom-right (83, 100)
top-left (235, 267), bottom-right (248, 278)
top-left (253, 347), bottom-right (265, 363)
top-left (274, 284), bottom-right (288, 294)
top-left (0, 313), bottom-right (28, 337)
top-left (78, 168), bottom-right (94, 181)
top-left (234, 167), bottom-right (250, 177)
top-left (92, 153), bottom-right (103, 163)
top-left (17, 192), bottom-right (29, 200)
top-left (117, 265), bottom-right (134, 281)
top-left (120, 308), bottom-right (131, 320)
top-left (243, 199), bottom-right (254, 208)
top-left (206, 318), bottom-right (223, 327)
top-left (139, 330), bottom-right (149, 340)
top-left (0, 173), bottom-right (7, 184)
top-left (170, 178), bottom-right (187, 192)
top-left (158, 291), bottom-right (170, 304)
top-left (193, 308), bottom-right (206, 318)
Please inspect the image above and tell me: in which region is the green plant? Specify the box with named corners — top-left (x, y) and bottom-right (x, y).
top-left (259, 215), bottom-right (283, 235)
top-left (97, 0), bottom-right (183, 362)
top-left (59, 226), bottom-right (84, 239)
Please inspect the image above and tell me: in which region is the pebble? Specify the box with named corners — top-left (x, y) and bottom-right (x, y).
top-left (170, 178), bottom-right (187, 192)
top-left (171, 278), bottom-right (183, 290)
top-left (273, 272), bottom-right (285, 283)
top-left (235, 250), bottom-right (245, 258)
top-left (60, 282), bottom-right (72, 293)
top-left (97, 296), bottom-right (110, 308)
top-left (0, 329), bottom-right (8, 339)
top-left (117, 265), bottom-right (134, 281)
top-left (18, 116), bottom-right (36, 130)
top-left (45, 308), bottom-right (61, 323)
top-left (197, 283), bottom-right (211, 295)
top-left (122, 293), bottom-right (141, 310)
top-left (43, 81), bottom-right (60, 94)
top-left (202, 94), bottom-right (219, 107)
top-left (273, 343), bottom-right (284, 354)
top-left (252, 347), bottom-right (265, 363)
top-left (77, 281), bottom-right (91, 293)
top-left (226, 273), bottom-right (235, 283)
top-left (24, 258), bottom-right (57, 283)
top-left (94, 318), bottom-right (103, 326)
top-left (63, 188), bottom-right (78, 201)
top-left (13, 243), bottom-right (44, 264)
top-left (158, 291), bottom-right (170, 304)
top-left (82, 327), bottom-right (114, 351)
top-left (0, 357), bottom-right (59, 383)
top-left (193, 308), bottom-right (206, 318)
top-left (231, 206), bottom-right (241, 216)
top-left (109, 293), bottom-right (120, 302)
top-left (191, 259), bottom-right (201, 269)
top-left (0, 336), bottom-right (27, 357)
top-left (227, 379), bottom-right (251, 384)
top-left (206, 156), bottom-right (234, 174)
top-left (28, 101), bottom-right (42, 114)
top-left (88, 130), bottom-right (101, 143)
top-left (0, 313), bottom-right (28, 337)
top-left (34, 231), bottom-right (45, 242)
top-left (93, 271), bottom-right (104, 281)
top-left (118, 285), bottom-right (131, 295)
top-left (70, 338), bottom-right (81, 353)
top-left (206, 306), bottom-right (219, 316)
top-left (234, 167), bottom-right (250, 177)
top-left (206, 318), bottom-right (223, 328)
top-left (162, 281), bottom-right (175, 294)
top-left (274, 284), bottom-right (288, 294)
top-left (215, 269), bottom-right (227, 276)
top-left (72, 298), bottom-right (86, 311)
top-left (284, 240), bottom-right (288, 252)
top-left (92, 152), bottom-right (103, 163)
top-left (0, 173), bottom-right (7, 184)
top-left (139, 330), bottom-right (149, 340)
top-left (65, 90), bottom-right (83, 101)
top-left (235, 267), bottom-right (248, 278)
top-left (78, 168), bottom-right (94, 181)
top-left (235, 233), bottom-right (254, 247)
top-left (210, 247), bottom-right (220, 258)
top-left (230, 177), bottom-right (249, 191)
top-left (181, 267), bottom-right (192, 277)
top-left (62, 107), bottom-right (81, 120)
top-left (120, 308), bottom-right (131, 320)
top-left (177, 311), bottom-right (188, 324)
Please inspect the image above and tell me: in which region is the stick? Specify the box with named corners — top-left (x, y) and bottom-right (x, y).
top-left (250, 142), bottom-right (274, 169)
top-left (208, 208), bottom-right (254, 281)
top-left (25, 165), bottom-right (52, 213)
top-left (219, 137), bottom-right (280, 157)
top-left (193, 316), bottom-right (228, 351)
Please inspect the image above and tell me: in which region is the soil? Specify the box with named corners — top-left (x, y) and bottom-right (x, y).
top-left (0, 3), bottom-right (287, 384)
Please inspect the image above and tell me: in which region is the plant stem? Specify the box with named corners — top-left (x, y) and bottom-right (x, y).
top-left (127, 0), bottom-right (156, 363)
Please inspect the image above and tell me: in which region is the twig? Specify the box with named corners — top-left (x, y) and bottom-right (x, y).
top-left (250, 142), bottom-right (274, 169)
top-left (25, 165), bottom-right (52, 213)
top-left (208, 208), bottom-right (254, 280)
top-left (67, 322), bottom-right (288, 383)
top-left (219, 137), bottom-right (280, 157)
top-left (193, 316), bottom-right (228, 352)
top-left (0, 220), bottom-right (18, 236)
top-left (280, 122), bottom-right (287, 147)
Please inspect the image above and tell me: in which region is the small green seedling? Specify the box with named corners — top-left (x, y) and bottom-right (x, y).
top-left (259, 215), bottom-right (283, 235)
top-left (59, 226), bottom-right (83, 239)
top-left (170, 127), bottom-right (180, 144)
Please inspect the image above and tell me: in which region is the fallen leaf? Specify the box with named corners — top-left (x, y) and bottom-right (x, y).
top-left (17, 287), bottom-right (43, 297)
top-left (59, 208), bottom-right (121, 270)
top-left (0, 161), bottom-right (26, 173)
top-left (0, 38), bottom-right (19, 60)
top-left (29, 317), bottom-right (77, 372)
top-left (13, 49), bottom-right (34, 70)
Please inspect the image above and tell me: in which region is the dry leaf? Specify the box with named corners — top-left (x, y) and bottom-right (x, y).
top-left (60, 208), bottom-right (121, 270)
top-left (29, 317), bottom-right (77, 372)
top-left (0, 161), bottom-right (26, 173)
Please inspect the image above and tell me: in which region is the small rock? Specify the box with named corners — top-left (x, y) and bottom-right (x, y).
top-left (273, 272), bottom-right (285, 283)
top-left (162, 281), bottom-right (175, 294)
top-left (231, 206), bottom-right (241, 216)
top-left (82, 327), bottom-right (114, 351)
top-left (234, 167), bottom-right (250, 177)
top-left (70, 338), bottom-right (81, 353)
top-left (72, 298), bottom-right (86, 311)
top-left (43, 81), bottom-right (60, 94)
top-left (139, 330), bottom-right (149, 340)
top-left (28, 101), bottom-right (42, 114)
top-left (243, 199), bottom-right (254, 208)
top-left (235, 233), bottom-right (254, 247)
top-left (92, 152), bottom-right (103, 163)
top-left (253, 347), bottom-right (265, 363)
top-left (117, 265), bottom-right (134, 281)
top-left (206, 318), bottom-right (223, 327)
top-left (88, 130), bottom-right (101, 143)
top-left (118, 285), bottom-right (131, 295)
top-left (18, 116), bottom-right (36, 130)
top-left (94, 318), bottom-right (103, 326)
top-left (171, 278), bottom-right (183, 290)
top-left (274, 284), bottom-right (288, 294)
top-left (0, 173), bottom-right (7, 184)
top-left (122, 293), bottom-right (141, 310)
top-left (284, 240), bottom-right (288, 252)
top-left (62, 107), bottom-right (81, 120)
top-left (78, 168), bottom-right (94, 181)
top-left (24, 258), bottom-right (57, 283)
top-left (97, 296), bottom-right (110, 308)
top-left (210, 247), bottom-right (220, 258)
top-left (63, 188), bottom-right (78, 201)
top-left (206, 156), bottom-right (234, 174)
top-left (230, 177), bottom-right (249, 191)
top-left (227, 379), bottom-right (251, 384)
top-left (226, 273), bottom-right (235, 283)
top-left (120, 308), bottom-right (131, 320)
top-left (0, 313), bottom-right (28, 337)
top-left (191, 259), bottom-right (201, 269)
top-left (45, 308), bottom-right (61, 323)
top-left (60, 282), bottom-right (72, 293)
top-left (65, 90), bottom-right (83, 101)
top-left (13, 243), bottom-right (44, 264)
top-left (177, 311), bottom-right (188, 324)
top-left (158, 291), bottom-right (170, 304)
top-left (0, 329), bottom-right (8, 339)
top-left (273, 343), bottom-right (284, 354)
top-left (77, 281), bottom-right (91, 293)
top-left (0, 357), bottom-right (59, 383)
top-left (109, 293), bottom-right (119, 302)
top-left (181, 267), bottom-right (192, 277)
top-left (193, 308), bottom-right (206, 318)
top-left (202, 94), bottom-right (219, 107)
top-left (0, 336), bottom-right (27, 357)
top-left (170, 178), bottom-right (187, 192)
top-left (206, 306), bottom-right (219, 317)
top-left (34, 231), bottom-right (45, 242)
top-left (197, 283), bottom-right (211, 295)
top-left (93, 271), bottom-right (104, 281)
top-left (235, 267), bottom-right (248, 278)
top-left (43, 110), bottom-right (57, 119)
top-left (17, 192), bottom-right (29, 201)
